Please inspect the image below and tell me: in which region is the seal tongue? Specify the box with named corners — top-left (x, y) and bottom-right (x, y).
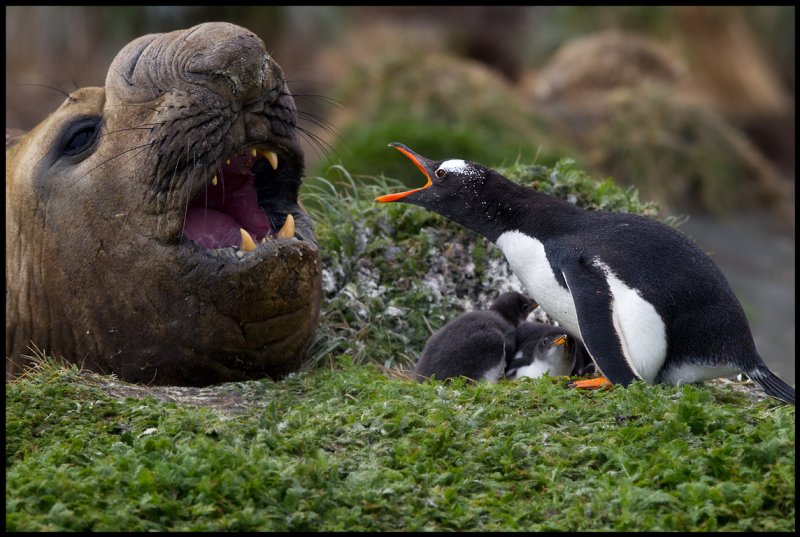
top-left (182, 157), bottom-right (272, 248)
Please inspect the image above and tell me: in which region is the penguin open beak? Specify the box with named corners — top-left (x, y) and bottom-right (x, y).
top-left (375, 143), bottom-right (435, 203)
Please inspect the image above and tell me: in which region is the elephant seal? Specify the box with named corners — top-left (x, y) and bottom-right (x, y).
top-left (6, 22), bottom-right (322, 386)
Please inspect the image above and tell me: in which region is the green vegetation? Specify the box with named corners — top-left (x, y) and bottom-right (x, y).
top-left (6, 358), bottom-right (795, 531)
top-left (311, 52), bottom-right (570, 181)
top-left (6, 160), bottom-right (794, 531)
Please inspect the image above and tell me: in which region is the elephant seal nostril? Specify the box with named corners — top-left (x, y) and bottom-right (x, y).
top-left (178, 22), bottom-right (269, 101)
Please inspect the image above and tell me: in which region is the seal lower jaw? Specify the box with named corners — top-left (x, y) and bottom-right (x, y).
top-left (183, 213), bottom-right (300, 262)
top-left (142, 235), bottom-right (321, 385)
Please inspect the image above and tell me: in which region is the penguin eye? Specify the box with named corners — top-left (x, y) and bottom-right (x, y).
top-left (435, 168), bottom-right (447, 179)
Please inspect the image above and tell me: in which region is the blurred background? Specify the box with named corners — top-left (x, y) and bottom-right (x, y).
top-left (6, 6), bottom-right (794, 384)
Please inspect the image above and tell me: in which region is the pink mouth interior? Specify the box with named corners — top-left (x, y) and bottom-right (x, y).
top-left (182, 154), bottom-right (273, 248)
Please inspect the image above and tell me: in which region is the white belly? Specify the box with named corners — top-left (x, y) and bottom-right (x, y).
top-left (482, 360), bottom-right (507, 383)
top-left (496, 231), bottom-right (580, 335)
top-left (592, 259), bottom-right (667, 383)
top-left (661, 363), bottom-right (741, 385)
top-left (496, 231), bottom-right (668, 384)
top-left (511, 360), bottom-right (556, 380)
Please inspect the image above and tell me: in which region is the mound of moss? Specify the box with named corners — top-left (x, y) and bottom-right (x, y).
top-left (6, 357), bottom-right (794, 531)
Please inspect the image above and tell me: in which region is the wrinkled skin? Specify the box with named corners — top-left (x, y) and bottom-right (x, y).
top-left (6, 22), bottom-right (322, 385)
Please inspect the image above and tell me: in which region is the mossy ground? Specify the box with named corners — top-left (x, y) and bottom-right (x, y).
top-left (6, 357), bottom-right (795, 532)
top-left (6, 161), bottom-right (795, 531)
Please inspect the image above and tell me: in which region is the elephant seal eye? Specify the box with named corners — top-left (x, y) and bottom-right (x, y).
top-left (435, 168), bottom-right (447, 179)
top-left (62, 118), bottom-right (101, 157)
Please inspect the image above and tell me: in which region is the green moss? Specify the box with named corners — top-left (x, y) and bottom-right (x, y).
top-left (501, 158), bottom-right (661, 217)
top-left (6, 359), bottom-right (795, 531)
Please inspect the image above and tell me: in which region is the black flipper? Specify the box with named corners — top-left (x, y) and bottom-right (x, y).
top-left (560, 258), bottom-right (639, 386)
top-left (749, 366), bottom-right (795, 405)
top-left (503, 328), bottom-right (517, 365)
top-left (506, 356), bottom-right (530, 372)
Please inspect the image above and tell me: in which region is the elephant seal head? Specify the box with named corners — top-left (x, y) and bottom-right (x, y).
top-left (6, 22), bottom-right (322, 385)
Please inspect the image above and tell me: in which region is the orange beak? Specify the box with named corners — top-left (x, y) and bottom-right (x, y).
top-left (375, 143), bottom-right (433, 203)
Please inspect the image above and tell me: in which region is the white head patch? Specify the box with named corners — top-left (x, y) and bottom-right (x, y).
top-left (438, 159), bottom-right (468, 173)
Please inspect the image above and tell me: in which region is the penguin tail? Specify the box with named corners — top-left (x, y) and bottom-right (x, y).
top-left (748, 367), bottom-right (795, 406)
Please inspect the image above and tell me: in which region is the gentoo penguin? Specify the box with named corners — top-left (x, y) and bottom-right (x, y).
top-left (377, 143), bottom-right (795, 405)
top-left (506, 321), bottom-right (591, 380)
top-left (413, 291), bottom-right (536, 382)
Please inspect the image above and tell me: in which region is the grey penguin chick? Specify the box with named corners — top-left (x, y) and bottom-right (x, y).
top-left (506, 322), bottom-right (584, 380)
top-left (413, 292), bottom-right (536, 382)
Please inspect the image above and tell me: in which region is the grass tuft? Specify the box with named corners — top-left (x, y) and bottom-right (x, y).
top-left (6, 358), bottom-right (794, 531)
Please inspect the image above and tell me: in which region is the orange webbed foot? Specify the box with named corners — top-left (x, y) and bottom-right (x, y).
top-left (568, 376), bottom-right (613, 390)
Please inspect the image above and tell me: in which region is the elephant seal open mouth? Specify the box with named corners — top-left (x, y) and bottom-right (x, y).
top-left (6, 22), bottom-right (322, 385)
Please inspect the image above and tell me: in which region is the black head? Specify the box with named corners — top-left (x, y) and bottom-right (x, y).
top-left (489, 291), bottom-right (537, 326)
top-left (375, 143), bottom-right (494, 221)
top-left (516, 322), bottom-right (573, 355)
top-left (536, 333), bottom-right (572, 355)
